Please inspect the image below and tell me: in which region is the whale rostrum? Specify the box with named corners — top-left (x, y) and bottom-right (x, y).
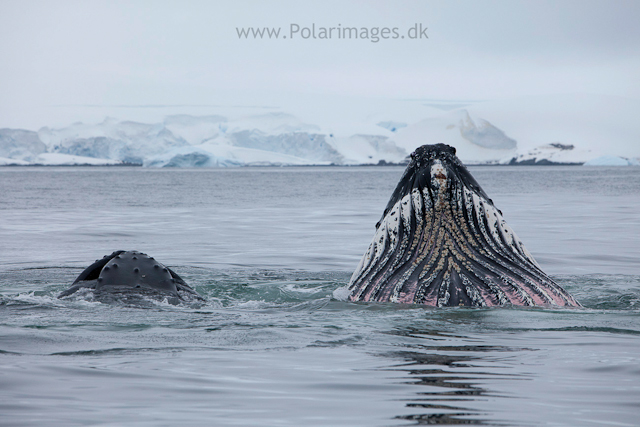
top-left (59, 250), bottom-right (203, 301)
top-left (347, 143), bottom-right (580, 307)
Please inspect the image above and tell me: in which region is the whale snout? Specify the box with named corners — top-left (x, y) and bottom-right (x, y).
top-left (429, 160), bottom-right (450, 189)
top-left (433, 171), bottom-right (447, 180)
top-left (58, 250), bottom-right (204, 301)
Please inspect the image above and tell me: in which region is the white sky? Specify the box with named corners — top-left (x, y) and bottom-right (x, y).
top-left (0, 0), bottom-right (639, 128)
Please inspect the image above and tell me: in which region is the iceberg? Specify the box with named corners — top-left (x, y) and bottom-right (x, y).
top-left (583, 156), bottom-right (640, 166)
top-left (0, 129), bottom-right (47, 162)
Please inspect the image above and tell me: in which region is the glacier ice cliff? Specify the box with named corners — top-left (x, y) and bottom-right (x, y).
top-left (1, 94), bottom-right (638, 167)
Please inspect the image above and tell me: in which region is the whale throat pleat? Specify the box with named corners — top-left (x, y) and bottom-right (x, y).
top-left (348, 176), bottom-right (579, 307)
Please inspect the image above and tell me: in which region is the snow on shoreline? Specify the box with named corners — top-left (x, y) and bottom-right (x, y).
top-left (1, 94), bottom-right (638, 167)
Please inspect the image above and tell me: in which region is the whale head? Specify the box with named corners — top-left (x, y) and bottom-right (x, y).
top-left (348, 143), bottom-right (580, 307)
top-left (377, 144), bottom-right (493, 227)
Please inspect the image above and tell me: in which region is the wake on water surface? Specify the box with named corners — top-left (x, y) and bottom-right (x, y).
top-left (4, 265), bottom-right (639, 310)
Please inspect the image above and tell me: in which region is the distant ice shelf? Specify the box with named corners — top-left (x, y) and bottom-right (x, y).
top-left (1, 94), bottom-right (638, 167)
top-left (584, 156), bottom-right (640, 166)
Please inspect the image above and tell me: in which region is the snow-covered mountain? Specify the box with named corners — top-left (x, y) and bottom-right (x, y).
top-left (392, 109), bottom-right (518, 164)
top-left (392, 94), bottom-right (640, 165)
top-left (1, 94), bottom-right (638, 167)
top-left (38, 118), bottom-right (190, 165)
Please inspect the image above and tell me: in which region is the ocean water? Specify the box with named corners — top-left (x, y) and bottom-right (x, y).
top-left (1, 166), bottom-right (639, 426)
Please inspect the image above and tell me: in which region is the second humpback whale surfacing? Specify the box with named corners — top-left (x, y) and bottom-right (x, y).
top-left (348, 144), bottom-right (580, 307)
top-left (59, 250), bottom-right (203, 301)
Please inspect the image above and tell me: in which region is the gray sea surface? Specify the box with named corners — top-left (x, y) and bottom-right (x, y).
top-left (1, 166), bottom-right (639, 426)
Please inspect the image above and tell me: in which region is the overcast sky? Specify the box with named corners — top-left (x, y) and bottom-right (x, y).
top-left (1, 0), bottom-right (639, 127)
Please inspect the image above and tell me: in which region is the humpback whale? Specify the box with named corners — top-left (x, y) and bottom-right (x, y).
top-left (58, 250), bottom-right (203, 300)
top-left (348, 144), bottom-right (580, 307)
